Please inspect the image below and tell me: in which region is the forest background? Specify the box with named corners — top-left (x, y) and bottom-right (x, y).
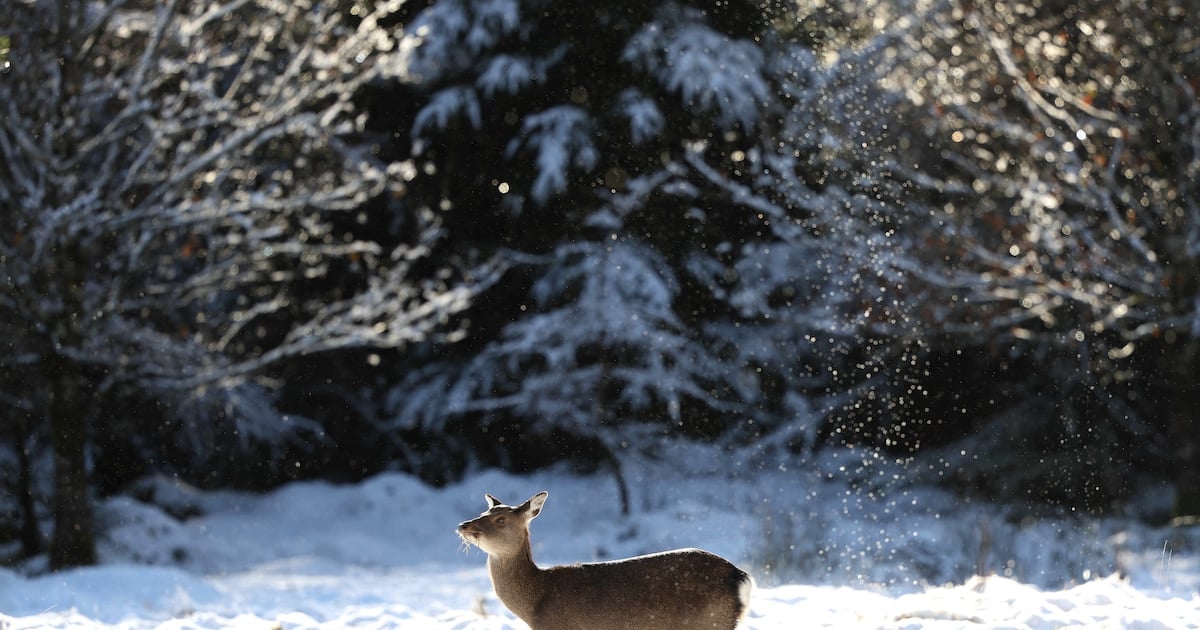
top-left (1, 0), bottom-right (1198, 571)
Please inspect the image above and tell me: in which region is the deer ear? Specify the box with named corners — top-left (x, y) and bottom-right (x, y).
top-left (525, 491), bottom-right (548, 519)
top-left (485, 493), bottom-right (503, 509)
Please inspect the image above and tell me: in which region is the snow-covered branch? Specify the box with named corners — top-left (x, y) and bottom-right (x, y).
top-left (879, 0), bottom-right (1199, 348)
top-left (0, 0), bottom-right (494, 435)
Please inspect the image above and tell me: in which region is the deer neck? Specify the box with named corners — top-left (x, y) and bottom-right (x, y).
top-left (486, 533), bottom-right (544, 623)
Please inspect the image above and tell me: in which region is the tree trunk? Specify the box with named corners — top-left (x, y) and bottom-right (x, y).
top-left (14, 429), bottom-right (43, 559)
top-left (46, 355), bottom-right (96, 569)
top-left (1172, 338), bottom-right (1200, 519)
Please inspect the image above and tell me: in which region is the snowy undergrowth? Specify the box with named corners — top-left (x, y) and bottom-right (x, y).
top-left (1, 443), bottom-right (1197, 629)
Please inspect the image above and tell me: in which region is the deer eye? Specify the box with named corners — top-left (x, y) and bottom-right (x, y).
top-left (495, 515), bottom-right (506, 525)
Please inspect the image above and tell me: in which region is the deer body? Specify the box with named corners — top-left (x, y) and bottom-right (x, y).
top-left (458, 492), bottom-right (752, 630)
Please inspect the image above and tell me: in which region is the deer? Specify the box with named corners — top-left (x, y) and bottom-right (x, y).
top-left (457, 491), bottom-right (753, 630)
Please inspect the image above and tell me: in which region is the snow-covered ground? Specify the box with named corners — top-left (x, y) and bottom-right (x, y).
top-left (2, 445), bottom-right (1198, 629)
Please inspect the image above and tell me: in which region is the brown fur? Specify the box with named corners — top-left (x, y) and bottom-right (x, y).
top-left (458, 492), bottom-right (752, 630)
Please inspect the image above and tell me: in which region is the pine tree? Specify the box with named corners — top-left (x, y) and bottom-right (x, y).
top-left (376, 0), bottom-right (783, 474)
